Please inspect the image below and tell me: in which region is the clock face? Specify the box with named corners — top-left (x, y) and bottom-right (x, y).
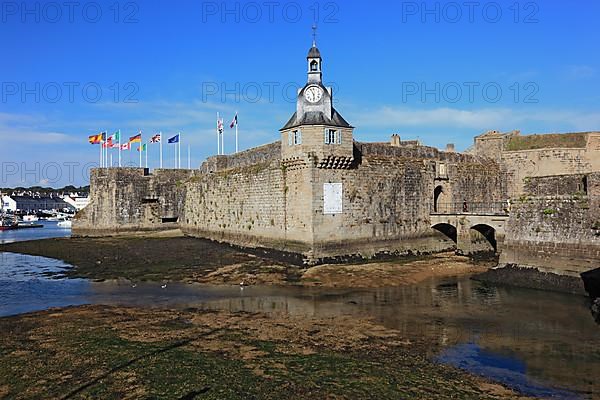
top-left (304, 85), bottom-right (324, 103)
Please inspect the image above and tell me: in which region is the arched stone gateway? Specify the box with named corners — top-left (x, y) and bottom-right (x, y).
top-left (433, 185), bottom-right (444, 213)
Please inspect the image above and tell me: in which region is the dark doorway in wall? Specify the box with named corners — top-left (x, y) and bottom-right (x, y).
top-left (434, 185), bottom-right (444, 213)
top-left (581, 176), bottom-right (588, 194)
top-left (161, 217), bottom-right (178, 223)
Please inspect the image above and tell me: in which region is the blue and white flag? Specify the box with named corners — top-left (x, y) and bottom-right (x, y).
top-left (168, 134), bottom-right (180, 144)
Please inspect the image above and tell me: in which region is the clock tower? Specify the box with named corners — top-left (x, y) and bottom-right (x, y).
top-left (280, 31), bottom-right (354, 169)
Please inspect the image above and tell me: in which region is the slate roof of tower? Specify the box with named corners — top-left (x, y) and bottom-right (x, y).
top-left (307, 46), bottom-right (321, 58)
top-left (280, 108), bottom-right (353, 131)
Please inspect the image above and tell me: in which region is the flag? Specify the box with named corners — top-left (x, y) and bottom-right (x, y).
top-left (121, 143), bottom-right (131, 150)
top-left (217, 118), bottom-right (224, 134)
top-left (151, 133), bottom-right (161, 143)
top-left (129, 133), bottom-right (142, 143)
top-left (107, 131), bottom-right (119, 144)
top-left (102, 142), bottom-right (111, 149)
top-left (168, 134), bottom-right (180, 144)
top-left (110, 142), bottom-right (121, 149)
top-left (230, 113), bottom-right (238, 129)
top-left (88, 133), bottom-right (103, 144)
top-left (137, 144), bottom-right (147, 152)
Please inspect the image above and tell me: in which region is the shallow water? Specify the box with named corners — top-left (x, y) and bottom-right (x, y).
top-left (0, 220), bottom-right (71, 244)
top-left (0, 252), bottom-right (598, 399)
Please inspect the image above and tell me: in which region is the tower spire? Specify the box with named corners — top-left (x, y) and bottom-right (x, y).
top-left (312, 24), bottom-right (317, 47)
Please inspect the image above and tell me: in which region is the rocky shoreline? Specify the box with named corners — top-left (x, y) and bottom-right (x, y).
top-left (473, 264), bottom-right (588, 296)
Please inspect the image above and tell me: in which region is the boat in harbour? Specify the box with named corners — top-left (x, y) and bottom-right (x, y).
top-left (0, 193), bottom-right (18, 230)
top-left (0, 214), bottom-right (18, 231)
top-left (22, 214), bottom-right (39, 222)
top-left (57, 219), bottom-right (72, 228)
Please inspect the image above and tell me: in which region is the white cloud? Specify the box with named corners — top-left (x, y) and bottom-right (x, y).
top-left (0, 112), bottom-right (77, 144)
top-left (567, 65), bottom-right (596, 80)
top-left (351, 106), bottom-right (600, 133)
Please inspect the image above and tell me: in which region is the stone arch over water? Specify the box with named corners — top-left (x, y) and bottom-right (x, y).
top-left (432, 223), bottom-right (457, 243)
top-left (470, 224), bottom-right (497, 252)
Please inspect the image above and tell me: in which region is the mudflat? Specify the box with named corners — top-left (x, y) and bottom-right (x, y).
top-left (0, 305), bottom-right (532, 400)
top-left (0, 234), bottom-right (491, 287)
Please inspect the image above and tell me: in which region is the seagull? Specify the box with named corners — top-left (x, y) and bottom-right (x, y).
top-left (240, 280), bottom-right (245, 287)
top-left (131, 283), bottom-right (137, 288)
top-left (161, 284), bottom-right (167, 289)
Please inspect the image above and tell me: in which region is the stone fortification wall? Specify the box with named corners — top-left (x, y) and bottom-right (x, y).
top-left (524, 174), bottom-right (588, 197)
top-left (200, 142), bottom-right (281, 173)
top-left (181, 142), bottom-right (507, 263)
top-left (180, 160), bottom-right (313, 256)
top-left (73, 168), bottom-right (192, 236)
top-left (499, 173), bottom-right (600, 276)
top-left (307, 150), bottom-right (506, 261)
top-left (502, 147), bottom-right (594, 197)
top-left (357, 142), bottom-right (486, 163)
top-left (75, 140), bottom-right (508, 263)
top-left (472, 131), bottom-right (600, 197)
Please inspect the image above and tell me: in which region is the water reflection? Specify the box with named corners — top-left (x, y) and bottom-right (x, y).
top-left (0, 252), bottom-right (89, 316)
top-left (438, 342), bottom-right (582, 399)
top-left (0, 252), bottom-right (598, 398)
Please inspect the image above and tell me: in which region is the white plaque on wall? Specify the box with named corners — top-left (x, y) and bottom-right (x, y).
top-left (323, 183), bottom-right (342, 215)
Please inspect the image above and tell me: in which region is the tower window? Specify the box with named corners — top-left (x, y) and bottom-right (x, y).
top-left (310, 60), bottom-right (318, 71)
top-left (438, 163), bottom-right (446, 177)
top-left (325, 129), bottom-right (341, 145)
top-left (288, 130), bottom-right (302, 146)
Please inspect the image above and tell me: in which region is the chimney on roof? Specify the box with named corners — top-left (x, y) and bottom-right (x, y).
top-left (390, 134), bottom-right (401, 147)
top-left (445, 143), bottom-right (455, 152)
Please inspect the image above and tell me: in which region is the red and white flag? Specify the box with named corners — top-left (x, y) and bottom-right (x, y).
top-left (151, 133), bottom-right (161, 143)
top-left (121, 142), bottom-right (131, 150)
top-left (217, 118), bottom-right (224, 134)
top-left (230, 113), bottom-right (238, 129)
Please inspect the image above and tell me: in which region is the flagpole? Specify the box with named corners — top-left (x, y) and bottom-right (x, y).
top-left (118, 130), bottom-right (122, 168)
top-left (235, 111), bottom-right (238, 153)
top-left (188, 144), bottom-right (190, 169)
top-left (145, 141), bottom-right (148, 169)
top-left (221, 120), bottom-right (224, 155)
top-left (139, 131), bottom-right (142, 168)
top-left (99, 141), bottom-right (103, 168)
top-left (105, 131), bottom-right (108, 168)
top-left (216, 112), bottom-right (220, 155)
top-left (178, 132), bottom-right (181, 169)
top-left (159, 131), bottom-right (163, 169)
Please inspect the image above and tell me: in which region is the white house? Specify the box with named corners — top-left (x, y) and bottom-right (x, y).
top-left (62, 194), bottom-right (90, 211)
top-left (2, 195), bottom-right (16, 212)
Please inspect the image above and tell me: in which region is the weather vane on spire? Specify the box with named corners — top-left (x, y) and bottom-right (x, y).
top-left (312, 24), bottom-right (318, 47)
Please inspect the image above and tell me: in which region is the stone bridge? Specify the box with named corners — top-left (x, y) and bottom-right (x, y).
top-left (430, 202), bottom-right (510, 256)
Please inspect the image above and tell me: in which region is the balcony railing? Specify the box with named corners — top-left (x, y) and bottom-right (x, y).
top-left (431, 202), bottom-right (510, 216)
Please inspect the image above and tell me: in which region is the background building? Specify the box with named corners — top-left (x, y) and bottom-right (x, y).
top-left (1, 195), bottom-right (75, 213)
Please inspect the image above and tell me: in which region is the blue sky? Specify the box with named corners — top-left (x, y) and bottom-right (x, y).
top-left (1, 0), bottom-right (599, 187)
